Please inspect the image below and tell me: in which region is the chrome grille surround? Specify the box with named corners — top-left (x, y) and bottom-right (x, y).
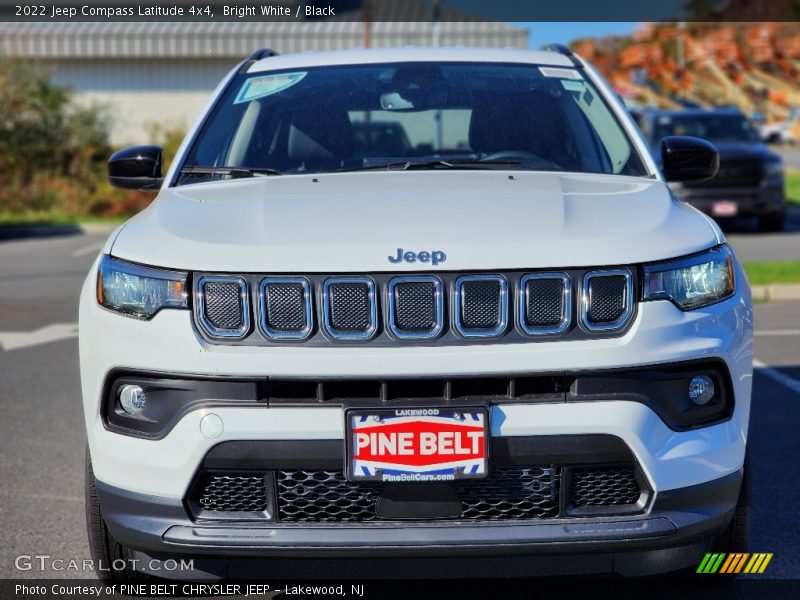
top-left (195, 275), bottom-right (250, 339)
top-left (258, 277), bottom-right (313, 340)
top-left (387, 276), bottom-right (444, 340)
top-left (580, 269), bottom-right (634, 332)
top-left (518, 273), bottom-right (571, 336)
top-left (192, 269), bottom-right (636, 345)
top-left (322, 276), bottom-right (378, 340)
top-left (454, 274), bottom-right (508, 338)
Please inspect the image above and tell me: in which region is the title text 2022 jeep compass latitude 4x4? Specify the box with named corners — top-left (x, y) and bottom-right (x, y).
top-left (80, 46), bottom-right (753, 580)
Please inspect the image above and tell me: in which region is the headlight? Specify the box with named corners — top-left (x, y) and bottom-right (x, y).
top-left (97, 255), bottom-right (188, 319)
top-left (642, 245), bottom-right (735, 311)
top-left (764, 160), bottom-right (783, 179)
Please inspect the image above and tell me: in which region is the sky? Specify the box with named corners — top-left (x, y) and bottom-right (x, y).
top-left (514, 22), bottom-right (638, 49)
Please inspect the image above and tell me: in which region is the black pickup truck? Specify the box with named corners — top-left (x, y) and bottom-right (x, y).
top-left (635, 107), bottom-right (786, 231)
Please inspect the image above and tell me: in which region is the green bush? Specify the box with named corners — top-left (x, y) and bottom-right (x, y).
top-left (0, 59), bottom-right (181, 222)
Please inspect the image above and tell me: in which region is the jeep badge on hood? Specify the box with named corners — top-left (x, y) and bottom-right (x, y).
top-left (388, 248), bottom-right (447, 266)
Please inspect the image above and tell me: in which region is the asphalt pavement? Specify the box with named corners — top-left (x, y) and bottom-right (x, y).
top-left (775, 147), bottom-right (800, 170)
top-left (0, 226), bottom-right (799, 583)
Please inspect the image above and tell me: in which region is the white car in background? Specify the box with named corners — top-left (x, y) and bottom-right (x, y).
top-left (80, 45), bottom-right (752, 579)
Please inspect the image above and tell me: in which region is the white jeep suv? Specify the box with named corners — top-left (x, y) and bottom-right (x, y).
top-left (80, 46), bottom-right (753, 579)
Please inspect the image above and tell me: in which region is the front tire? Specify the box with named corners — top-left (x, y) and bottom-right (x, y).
top-left (713, 454), bottom-right (751, 553)
top-left (85, 448), bottom-right (143, 582)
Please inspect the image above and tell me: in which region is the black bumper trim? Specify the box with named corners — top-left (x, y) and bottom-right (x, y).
top-left (161, 517), bottom-right (677, 551)
top-left (201, 435), bottom-right (634, 471)
top-left (96, 468), bottom-right (741, 576)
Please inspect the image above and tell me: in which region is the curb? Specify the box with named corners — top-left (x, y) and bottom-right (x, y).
top-left (751, 283), bottom-right (800, 302)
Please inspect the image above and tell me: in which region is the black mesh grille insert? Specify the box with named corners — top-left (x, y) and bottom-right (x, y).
top-left (276, 467), bottom-right (560, 522)
top-left (460, 279), bottom-right (502, 330)
top-left (569, 466), bottom-right (640, 507)
top-left (393, 281), bottom-right (437, 331)
top-left (203, 281), bottom-right (244, 330)
top-left (327, 282), bottom-right (372, 333)
top-left (196, 474), bottom-right (267, 512)
top-left (190, 464), bottom-right (645, 522)
top-left (457, 466), bottom-right (560, 519)
top-left (525, 278), bottom-right (565, 327)
top-left (278, 470), bottom-right (381, 522)
top-left (587, 275), bottom-right (627, 324)
top-left (263, 282), bottom-right (307, 332)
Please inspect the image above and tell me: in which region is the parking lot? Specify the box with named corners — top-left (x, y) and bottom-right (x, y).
top-left (0, 222), bottom-right (798, 581)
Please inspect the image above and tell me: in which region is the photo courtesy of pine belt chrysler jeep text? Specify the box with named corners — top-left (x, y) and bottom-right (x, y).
top-left (80, 45), bottom-right (753, 579)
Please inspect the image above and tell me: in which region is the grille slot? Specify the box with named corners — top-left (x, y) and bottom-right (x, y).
top-left (277, 470), bottom-right (382, 523)
top-left (457, 466), bottom-right (561, 520)
top-left (196, 473), bottom-right (268, 512)
top-left (260, 278), bottom-right (312, 340)
top-left (323, 277), bottom-right (377, 340)
top-left (263, 375), bottom-right (563, 405)
top-left (569, 466), bottom-right (641, 507)
top-left (520, 273), bottom-right (570, 335)
top-left (276, 467), bottom-right (560, 522)
top-left (197, 276), bottom-right (249, 338)
top-left (388, 276), bottom-right (443, 339)
top-left (581, 270), bottom-right (633, 332)
top-left (455, 275), bottom-right (508, 337)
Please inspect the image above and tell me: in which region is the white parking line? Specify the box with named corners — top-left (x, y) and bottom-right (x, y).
top-left (755, 330), bottom-right (800, 337)
top-left (754, 359), bottom-right (800, 395)
top-left (0, 323), bottom-right (78, 351)
top-left (71, 242), bottom-right (103, 257)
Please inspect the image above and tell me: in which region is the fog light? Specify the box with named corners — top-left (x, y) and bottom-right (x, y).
top-left (688, 376), bottom-right (715, 405)
top-left (119, 385), bottom-right (146, 415)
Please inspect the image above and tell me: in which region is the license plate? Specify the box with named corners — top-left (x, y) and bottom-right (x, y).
top-left (345, 408), bottom-right (488, 482)
top-left (712, 201), bottom-right (738, 217)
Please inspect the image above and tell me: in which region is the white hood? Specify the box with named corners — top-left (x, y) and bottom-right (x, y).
top-left (111, 171), bottom-right (719, 272)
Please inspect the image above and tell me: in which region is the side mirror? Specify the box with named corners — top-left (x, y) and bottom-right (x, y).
top-left (108, 145), bottom-right (164, 190)
top-left (660, 136), bottom-right (719, 182)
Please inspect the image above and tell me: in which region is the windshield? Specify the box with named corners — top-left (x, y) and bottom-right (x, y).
top-left (180, 62), bottom-right (648, 184)
top-left (652, 113), bottom-right (759, 144)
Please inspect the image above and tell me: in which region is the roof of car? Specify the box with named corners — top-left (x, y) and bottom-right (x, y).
top-left (249, 46), bottom-right (575, 73)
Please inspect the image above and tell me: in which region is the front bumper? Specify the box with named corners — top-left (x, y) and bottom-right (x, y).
top-left (79, 255), bottom-right (753, 576)
top-left (97, 468), bottom-right (741, 578)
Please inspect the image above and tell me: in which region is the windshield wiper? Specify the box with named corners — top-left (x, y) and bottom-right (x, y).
top-left (179, 165), bottom-right (281, 180)
top-left (338, 159), bottom-right (523, 173)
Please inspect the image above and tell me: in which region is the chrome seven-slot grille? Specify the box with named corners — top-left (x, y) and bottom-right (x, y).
top-left (194, 269), bottom-right (635, 344)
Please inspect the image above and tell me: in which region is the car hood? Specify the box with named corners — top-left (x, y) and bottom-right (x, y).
top-left (111, 171), bottom-right (720, 272)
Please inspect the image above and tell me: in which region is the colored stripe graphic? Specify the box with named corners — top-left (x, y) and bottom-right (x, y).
top-left (719, 554), bottom-right (736, 573)
top-left (720, 553), bottom-right (749, 574)
top-left (697, 553), bottom-right (727, 573)
top-left (698, 552), bottom-right (773, 574)
top-left (744, 553), bottom-right (774, 574)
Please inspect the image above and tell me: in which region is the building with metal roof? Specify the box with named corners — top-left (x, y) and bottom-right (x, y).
top-left (0, 21), bottom-right (528, 144)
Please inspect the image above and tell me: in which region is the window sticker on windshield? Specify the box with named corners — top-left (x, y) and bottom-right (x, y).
top-left (234, 72), bottom-right (307, 104)
top-left (539, 67), bottom-right (582, 80)
top-left (560, 79), bottom-right (585, 92)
